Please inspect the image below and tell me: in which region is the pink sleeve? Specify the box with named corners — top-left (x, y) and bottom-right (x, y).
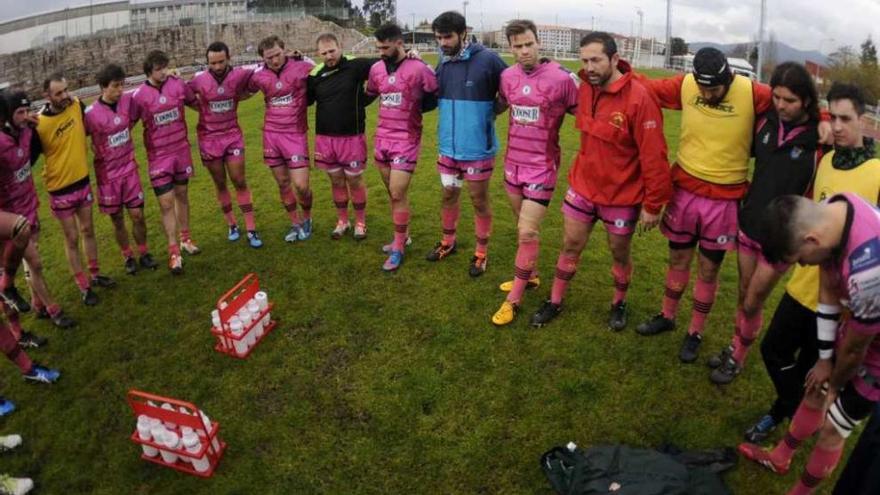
top-left (365, 68), bottom-right (379, 97)
top-left (565, 72), bottom-right (579, 114)
top-left (182, 79), bottom-right (197, 106)
top-left (421, 64), bottom-right (438, 93)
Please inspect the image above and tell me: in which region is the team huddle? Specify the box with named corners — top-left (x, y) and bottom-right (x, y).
top-left (0, 9), bottom-right (878, 494)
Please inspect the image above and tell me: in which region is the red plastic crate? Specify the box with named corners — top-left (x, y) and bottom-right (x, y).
top-left (127, 390), bottom-right (226, 478)
top-left (209, 273), bottom-right (278, 359)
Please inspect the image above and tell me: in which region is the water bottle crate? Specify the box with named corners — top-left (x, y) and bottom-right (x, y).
top-left (209, 273), bottom-right (278, 359)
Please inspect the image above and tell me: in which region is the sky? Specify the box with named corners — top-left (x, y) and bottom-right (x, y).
top-left (1, 0), bottom-right (877, 53)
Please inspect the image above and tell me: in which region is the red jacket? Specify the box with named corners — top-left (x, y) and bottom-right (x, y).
top-left (570, 60), bottom-right (672, 213)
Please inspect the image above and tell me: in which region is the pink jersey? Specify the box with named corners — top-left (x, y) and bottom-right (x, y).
top-left (131, 76), bottom-right (196, 158)
top-left (247, 58), bottom-right (314, 134)
top-left (499, 60), bottom-right (579, 169)
top-left (366, 58), bottom-right (438, 143)
top-left (0, 126), bottom-right (37, 209)
top-left (188, 66), bottom-right (254, 137)
top-left (83, 93), bottom-right (138, 184)
top-left (823, 193), bottom-right (880, 399)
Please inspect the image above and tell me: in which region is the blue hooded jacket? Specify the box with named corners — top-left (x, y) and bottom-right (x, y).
top-left (435, 43), bottom-right (507, 161)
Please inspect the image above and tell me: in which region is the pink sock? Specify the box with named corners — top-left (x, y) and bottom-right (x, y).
top-left (5, 309), bottom-right (21, 341)
top-left (732, 308), bottom-right (762, 363)
top-left (180, 229), bottom-right (192, 243)
top-left (0, 272), bottom-right (10, 292)
top-left (688, 279), bottom-right (718, 336)
top-left (31, 296), bottom-right (45, 314)
top-left (508, 238), bottom-right (539, 304)
top-left (474, 214), bottom-right (491, 257)
top-left (441, 205), bottom-right (460, 245)
top-left (121, 245), bottom-right (133, 260)
top-left (0, 321), bottom-right (32, 373)
top-left (138, 244), bottom-right (148, 256)
top-left (611, 262), bottom-right (633, 305)
top-left (772, 403), bottom-right (825, 464)
top-left (661, 268), bottom-right (690, 320)
top-left (216, 189), bottom-right (236, 226)
top-left (299, 190), bottom-right (313, 220)
top-left (392, 210), bottom-right (410, 251)
top-left (331, 186), bottom-right (350, 223)
top-left (46, 304), bottom-right (61, 318)
top-left (789, 446), bottom-right (844, 495)
top-left (74, 272), bottom-right (90, 291)
top-left (551, 253), bottom-right (580, 305)
top-left (281, 187), bottom-right (300, 225)
top-left (236, 189), bottom-right (256, 231)
top-left (351, 185), bottom-right (367, 225)
top-left (168, 244), bottom-right (180, 257)
top-left (87, 259), bottom-right (99, 278)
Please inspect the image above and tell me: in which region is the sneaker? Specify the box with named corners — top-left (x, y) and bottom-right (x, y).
top-left (23, 364), bottom-right (60, 384)
top-left (247, 230), bottom-right (263, 249)
top-left (710, 356), bottom-right (743, 385)
top-left (169, 253), bottom-right (183, 275)
top-left (491, 300), bottom-right (518, 326)
top-left (744, 414), bottom-right (778, 444)
top-left (50, 311), bottom-right (76, 329)
top-left (353, 222), bottom-right (367, 241)
top-left (679, 333), bottom-right (703, 363)
top-left (635, 313), bottom-right (675, 336)
top-left (469, 254), bottom-right (488, 277)
top-left (608, 301), bottom-right (628, 332)
top-left (330, 220), bottom-right (350, 240)
top-left (531, 300), bottom-right (562, 327)
top-left (180, 239), bottom-right (201, 255)
top-left (90, 274), bottom-right (116, 288)
top-left (707, 345), bottom-right (733, 369)
top-left (35, 307), bottom-right (49, 320)
top-left (81, 288), bottom-right (98, 306)
top-left (124, 256), bottom-right (138, 275)
top-left (425, 241), bottom-right (457, 261)
top-left (0, 287), bottom-right (30, 314)
top-left (284, 225), bottom-right (301, 243)
top-left (18, 332), bottom-right (47, 349)
top-left (298, 218), bottom-right (313, 241)
top-left (737, 442), bottom-right (789, 475)
top-left (0, 399), bottom-right (14, 418)
top-left (228, 224), bottom-right (240, 242)
top-left (0, 475), bottom-right (33, 495)
top-left (499, 277), bottom-right (540, 292)
top-left (0, 435), bottom-right (22, 453)
top-left (382, 236), bottom-right (412, 254)
top-left (139, 253), bottom-right (158, 270)
top-left (382, 250), bottom-right (404, 272)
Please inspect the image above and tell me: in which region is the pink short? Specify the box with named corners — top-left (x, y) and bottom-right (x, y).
top-left (374, 138), bottom-right (420, 173)
top-left (315, 134), bottom-right (367, 175)
top-left (504, 163), bottom-right (558, 203)
top-left (263, 130), bottom-right (309, 169)
top-left (1, 195), bottom-right (39, 234)
top-left (148, 147), bottom-right (194, 192)
top-left (97, 171), bottom-right (145, 215)
top-left (737, 230), bottom-right (791, 273)
top-left (660, 186), bottom-right (738, 251)
top-left (437, 155), bottom-right (495, 182)
top-left (199, 131), bottom-right (245, 163)
top-left (49, 180), bottom-right (94, 220)
top-left (561, 187), bottom-right (639, 236)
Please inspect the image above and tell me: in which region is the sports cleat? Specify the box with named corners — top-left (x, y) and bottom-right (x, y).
top-left (23, 364), bottom-right (60, 384)
top-left (284, 225), bottom-right (301, 243)
top-left (298, 218), bottom-right (313, 240)
top-left (90, 274), bottom-right (116, 289)
top-left (0, 287), bottom-right (30, 314)
top-left (499, 277), bottom-right (540, 292)
top-left (35, 307), bottom-right (49, 320)
top-left (0, 399), bottom-right (15, 418)
top-left (491, 300), bottom-right (518, 326)
top-left (168, 253), bottom-right (183, 275)
top-left (0, 435), bottom-right (22, 453)
top-left (50, 311), bottom-right (75, 329)
top-left (139, 253), bottom-right (158, 270)
top-left (247, 230), bottom-right (263, 249)
top-left (81, 288), bottom-right (98, 306)
top-left (18, 331), bottom-right (46, 349)
top-left (382, 250), bottom-right (404, 272)
top-left (469, 254), bottom-right (488, 277)
top-left (707, 345), bottom-right (733, 369)
top-left (738, 442), bottom-right (789, 475)
top-left (679, 333), bottom-right (703, 363)
top-left (228, 224), bottom-right (240, 242)
top-left (180, 239), bottom-right (202, 255)
top-left (124, 256), bottom-right (138, 275)
top-left (608, 301), bottom-right (628, 332)
top-left (744, 414), bottom-right (778, 444)
top-left (353, 222), bottom-right (367, 241)
top-left (425, 241), bottom-right (457, 261)
top-left (710, 356), bottom-right (743, 385)
top-left (531, 300), bottom-right (563, 327)
top-left (0, 475), bottom-right (34, 495)
top-left (635, 313), bottom-right (675, 336)
top-left (330, 221), bottom-right (351, 240)
top-left (382, 236), bottom-right (412, 254)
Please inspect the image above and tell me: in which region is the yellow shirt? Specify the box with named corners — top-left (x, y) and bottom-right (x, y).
top-left (786, 151), bottom-right (880, 310)
top-left (35, 97), bottom-right (89, 192)
top-left (677, 74), bottom-right (755, 185)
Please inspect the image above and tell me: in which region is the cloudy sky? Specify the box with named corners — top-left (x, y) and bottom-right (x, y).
top-left (2, 0), bottom-right (877, 52)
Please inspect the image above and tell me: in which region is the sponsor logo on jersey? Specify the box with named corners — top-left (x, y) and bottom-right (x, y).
top-left (217, 86), bottom-right (226, 95)
top-left (209, 99), bottom-right (235, 113)
top-left (159, 96), bottom-right (167, 104)
top-left (108, 128), bottom-right (131, 148)
top-left (54, 118), bottom-right (75, 138)
top-left (691, 95), bottom-right (736, 115)
top-left (14, 165), bottom-right (31, 183)
top-left (791, 146), bottom-right (803, 159)
top-left (114, 116), bottom-right (122, 125)
top-left (153, 108), bottom-right (180, 126)
top-left (609, 112), bottom-right (626, 129)
top-left (381, 92), bottom-right (403, 106)
top-left (388, 76), bottom-right (396, 84)
top-left (511, 105), bottom-right (540, 124)
top-left (270, 94), bottom-right (293, 106)
top-left (850, 238), bottom-right (880, 272)
top-left (522, 85), bottom-right (531, 95)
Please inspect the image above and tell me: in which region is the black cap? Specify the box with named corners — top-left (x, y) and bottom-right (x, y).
top-left (692, 47), bottom-right (732, 87)
top-left (5, 91), bottom-right (31, 115)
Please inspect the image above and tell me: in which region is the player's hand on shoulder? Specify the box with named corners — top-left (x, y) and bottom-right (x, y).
top-left (818, 120), bottom-right (833, 145)
top-left (405, 48), bottom-right (422, 60)
top-left (286, 48), bottom-right (304, 61)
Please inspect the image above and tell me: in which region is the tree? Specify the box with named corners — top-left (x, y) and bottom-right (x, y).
top-left (362, 0), bottom-right (395, 29)
top-left (861, 36), bottom-right (878, 68)
top-left (671, 37), bottom-right (687, 56)
top-left (826, 44), bottom-right (880, 105)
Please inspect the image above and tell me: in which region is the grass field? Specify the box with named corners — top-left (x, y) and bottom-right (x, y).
top-left (0, 55), bottom-right (853, 494)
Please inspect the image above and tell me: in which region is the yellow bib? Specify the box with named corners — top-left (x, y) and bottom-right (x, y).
top-left (786, 151), bottom-right (880, 310)
top-left (35, 97), bottom-right (89, 192)
top-left (677, 74), bottom-right (755, 185)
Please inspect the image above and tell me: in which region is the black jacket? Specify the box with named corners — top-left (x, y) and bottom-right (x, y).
top-left (307, 56), bottom-right (378, 136)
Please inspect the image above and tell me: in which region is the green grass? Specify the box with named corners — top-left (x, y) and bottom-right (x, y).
top-left (0, 56), bottom-right (848, 493)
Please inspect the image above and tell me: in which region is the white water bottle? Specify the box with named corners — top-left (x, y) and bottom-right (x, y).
top-left (255, 291), bottom-right (270, 326)
top-left (240, 308), bottom-right (257, 347)
top-left (229, 317), bottom-right (247, 356)
top-left (160, 431), bottom-right (180, 464)
top-left (161, 403), bottom-right (177, 429)
top-left (198, 410), bottom-right (221, 452)
top-left (247, 301), bottom-right (264, 338)
top-left (136, 415), bottom-right (159, 457)
top-left (182, 431), bottom-right (211, 473)
top-left (150, 425), bottom-right (168, 460)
